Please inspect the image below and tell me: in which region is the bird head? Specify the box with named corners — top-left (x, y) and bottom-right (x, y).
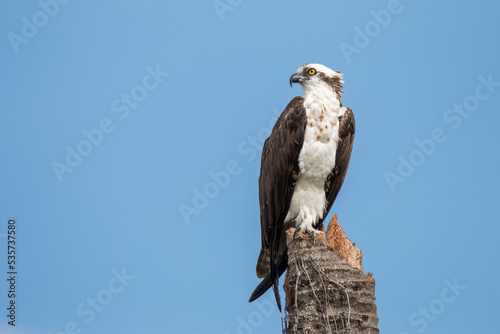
top-left (289, 63), bottom-right (344, 97)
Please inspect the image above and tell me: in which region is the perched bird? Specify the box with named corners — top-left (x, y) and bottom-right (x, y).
top-left (249, 64), bottom-right (355, 311)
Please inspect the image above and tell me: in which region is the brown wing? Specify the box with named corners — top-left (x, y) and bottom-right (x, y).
top-left (255, 96), bottom-right (307, 278)
top-left (322, 108), bottom-right (355, 221)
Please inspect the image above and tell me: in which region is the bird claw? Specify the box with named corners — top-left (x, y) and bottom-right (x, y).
top-left (312, 229), bottom-right (326, 243)
top-left (293, 227), bottom-right (302, 240)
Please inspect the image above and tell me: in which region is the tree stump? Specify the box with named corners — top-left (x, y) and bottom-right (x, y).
top-left (283, 215), bottom-right (379, 334)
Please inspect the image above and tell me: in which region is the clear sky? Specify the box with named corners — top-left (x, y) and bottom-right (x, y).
top-left (1, 1), bottom-right (500, 333)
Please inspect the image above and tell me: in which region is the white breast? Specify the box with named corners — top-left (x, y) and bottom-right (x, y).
top-left (285, 86), bottom-right (346, 231)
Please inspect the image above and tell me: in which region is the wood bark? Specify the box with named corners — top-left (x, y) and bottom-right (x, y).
top-left (283, 215), bottom-right (379, 334)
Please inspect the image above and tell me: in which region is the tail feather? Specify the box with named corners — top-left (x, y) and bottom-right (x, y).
top-left (249, 252), bottom-right (288, 304)
top-left (256, 248), bottom-right (270, 279)
top-left (269, 224), bottom-right (281, 311)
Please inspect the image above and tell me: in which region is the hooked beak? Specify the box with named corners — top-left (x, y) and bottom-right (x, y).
top-left (289, 73), bottom-right (304, 87)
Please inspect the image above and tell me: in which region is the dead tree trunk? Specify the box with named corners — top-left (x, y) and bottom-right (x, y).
top-left (283, 215), bottom-right (379, 334)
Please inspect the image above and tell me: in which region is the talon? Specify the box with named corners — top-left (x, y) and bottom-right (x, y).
top-left (311, 230), bottom-right (316, 243)
top-left (293, 227), bottom-right (301, 240)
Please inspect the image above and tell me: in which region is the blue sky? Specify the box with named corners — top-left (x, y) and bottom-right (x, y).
top-left (1, 1), bottom-right (500, 333)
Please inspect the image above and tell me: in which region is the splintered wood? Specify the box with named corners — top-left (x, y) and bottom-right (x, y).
top-left (325, 214), bottom-right (363, 273)
top-left (288, 214), bottom-right (364, 273)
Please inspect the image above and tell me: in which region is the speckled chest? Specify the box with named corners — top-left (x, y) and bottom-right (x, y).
top-left (305, 102), bottom-right (339, 143)
top-left (297, 94), bottom-right (343, 180)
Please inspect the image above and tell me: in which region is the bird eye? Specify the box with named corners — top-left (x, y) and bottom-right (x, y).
top-left (308, 68), bottom-right (316, 75)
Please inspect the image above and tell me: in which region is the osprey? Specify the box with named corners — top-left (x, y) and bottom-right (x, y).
top-left (249, 64), bottom-right (355, 311)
